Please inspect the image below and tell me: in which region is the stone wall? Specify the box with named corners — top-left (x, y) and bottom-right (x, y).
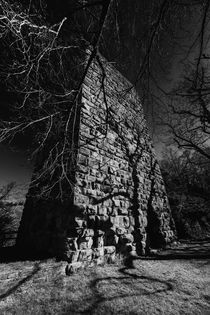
top-left (17, 53), bottom-right (175, 263)
top-left (64, 54), bottom-right (175, 262)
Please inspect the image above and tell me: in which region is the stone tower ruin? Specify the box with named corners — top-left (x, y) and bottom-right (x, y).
top-left (17, 53), bottom-right (175, 264)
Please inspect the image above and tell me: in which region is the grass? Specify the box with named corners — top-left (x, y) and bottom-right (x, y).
top-left (0, 253), bottom-right (209, 315)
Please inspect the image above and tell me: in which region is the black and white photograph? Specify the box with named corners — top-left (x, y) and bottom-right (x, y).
top-left (0, 0), bottom-right (209, 314)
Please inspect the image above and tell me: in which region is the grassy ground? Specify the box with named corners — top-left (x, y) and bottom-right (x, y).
top-left (0, 249), bottom-right (209, 315)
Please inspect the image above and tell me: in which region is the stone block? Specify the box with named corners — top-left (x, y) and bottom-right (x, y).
top-left (80, 148), bottom-right (90, 156)
top-left (104, 246), bottom-right (116, 255)
top-left (142, 215), bottom-right (148, 227)
top-left (98, 207), bottom-right (107, 216)
top-left (95, 256), bottom-right (105, 265)
top-left (65, 237), bottom-right (78, 251)
top-left (84, 229), bottom-right (95, 237)
top-left (65, 250), bottom-right (80, 263)
top-left (90, 168), bottom-right (97, 176)
top-left (123, 216), bottom-right (130, 229)
top-left (96, 190), bottom-right (104, 197)
top-left (113, 199), bottom-right (121, 207)
top-left (127, 225), bottom-right (135, 233)
top-left (77, 165), bottom-right (89, 174)
top-left (86, 188), bottom-right (97, 196)
top-left (120, 233), bottom-right (134, 244)
top-left (92, 247), bottom-right (104, 258)
top-left (95, 235), bottom-right (104, 248)
top-left (78, 249), bottom-right (93, 262)
top-left (65, 262), bottom-right (83, 275)
top-left (116, 227), bottom-right (126, 235)
top-left (74, 217), bottom-right (85, 228)
top-left (78, 236), bottom-right (93, 250)
top-left (118, 207), bottom-right (128, 215)
top-left (107, 208), bottom-right (117, 216)
top-left (86, 205), bottom-right (97, 215)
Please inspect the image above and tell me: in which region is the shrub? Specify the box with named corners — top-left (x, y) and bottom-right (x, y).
top-left (169, 195), bottom-right (210, 239)
top-left (0, 182), bottom-right (16, 247)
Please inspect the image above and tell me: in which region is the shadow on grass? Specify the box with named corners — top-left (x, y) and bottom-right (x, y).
top-left (63, 241), bottom-right (210, 314)
top-left (63, 266), bottom-right (174, 314)
top-left (149, 241), bottom-right (210, 260)
top-left (117, 240), bottom-right (210, 265)
top-left (0, 262), bottom-right (41, 301)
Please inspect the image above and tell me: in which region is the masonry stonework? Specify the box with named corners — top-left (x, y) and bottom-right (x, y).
top-left (17, 54), bottom-right (175, 266)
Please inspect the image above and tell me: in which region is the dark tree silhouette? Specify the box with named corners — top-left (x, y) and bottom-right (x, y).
top-left (0, 0), bottom-right (210, 200)
top-left (0, 182), bottom-right (16, 246)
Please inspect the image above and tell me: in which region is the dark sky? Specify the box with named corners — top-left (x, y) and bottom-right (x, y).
top-left (0, 145), bottom-right (32, 189)
top-left (0, 0), bottom-right (203, 187)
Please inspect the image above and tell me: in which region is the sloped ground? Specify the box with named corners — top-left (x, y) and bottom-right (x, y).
top-left (0, 242), bottom-right (209, 315)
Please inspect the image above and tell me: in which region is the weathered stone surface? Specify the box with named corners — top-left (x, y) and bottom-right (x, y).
top-left (65, 245), bottom-right (116, 274)
top-left (17, 51), bottom-right (176, 262)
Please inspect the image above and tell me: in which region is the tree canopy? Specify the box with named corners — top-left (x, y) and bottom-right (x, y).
top-left (0, 0), bottom-right (210, 198)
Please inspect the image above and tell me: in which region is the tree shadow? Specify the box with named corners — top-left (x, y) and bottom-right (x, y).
top-left (123, 247), bottom-right (210, 261)
top-left (152, 240), bottom-right (210, 260)
top-left (63, 266), bottom-right (174, 314)
top-left (0, 262), bottom-right (41, 301)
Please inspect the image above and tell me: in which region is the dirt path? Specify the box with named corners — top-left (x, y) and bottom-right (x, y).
top-left (155, 239), bottom-right (210, 259)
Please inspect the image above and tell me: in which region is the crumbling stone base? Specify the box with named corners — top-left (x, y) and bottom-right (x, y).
top-left (65, 246), bottom-right (116, 275)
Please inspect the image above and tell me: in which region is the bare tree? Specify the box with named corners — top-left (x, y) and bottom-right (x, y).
top-left (160, 148), bottom-right (210, 238)
top-left (159, 0), bottom-right (210, 159)
top-left (0, 0), bottom-right (209, 201)
top-left (0, 0), bottom-right (113, 200)
top-left (164, 60), bottom-right (210, 160)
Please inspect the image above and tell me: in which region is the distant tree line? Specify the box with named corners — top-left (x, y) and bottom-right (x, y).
top-left (161, 149), bottom-right (210, 239)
